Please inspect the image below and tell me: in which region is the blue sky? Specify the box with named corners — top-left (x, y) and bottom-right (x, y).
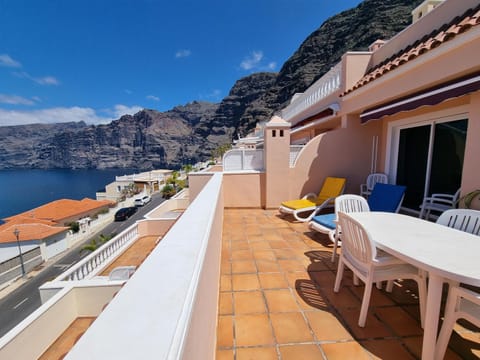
top-left (0, 0), bottom-right (362, 126)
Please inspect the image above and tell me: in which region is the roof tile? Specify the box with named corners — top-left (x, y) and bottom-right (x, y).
top-left (341, 4), bottom-right (480, 96)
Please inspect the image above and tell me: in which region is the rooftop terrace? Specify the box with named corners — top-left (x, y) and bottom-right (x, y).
top-left (217, 208), bottom-right (480, 360)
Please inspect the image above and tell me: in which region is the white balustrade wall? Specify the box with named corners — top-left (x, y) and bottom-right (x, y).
top-left (223, 149), bottom-right (264, 172)
top-left (289, 145), bottom-right (304, 168)
top-left (282, 62), bottom-right (342, 121)
top-left (54, 223), bottom-right (139, 281)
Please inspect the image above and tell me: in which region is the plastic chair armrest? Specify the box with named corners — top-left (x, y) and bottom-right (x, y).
top-left (453, 286), bottom-right (480, 305)
top-left (430, 193), bottom-right (456, 200)
top-left (302, 192), bottom-right (318, 201)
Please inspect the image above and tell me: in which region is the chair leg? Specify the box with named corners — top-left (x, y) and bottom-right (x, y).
top-left (417, 271), bottom-right (429, 328)
top-left (353, 274), bottom-right (360, 286)
top-left (359, 280), bottom-right (374, 327)
top-left (419, 204), bottom-right (425, 219)
top-left (334, 260), bottom-right (345, 293)
top-left (435, 296), bottom-right (459, 359)
top-left (386, 280), bottom-right (394, 292)
top-left (330, 232), bottom-right (338, 263)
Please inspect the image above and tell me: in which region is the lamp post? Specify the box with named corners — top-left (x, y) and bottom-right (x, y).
top-left (13, 228), bottom-right (26, 278)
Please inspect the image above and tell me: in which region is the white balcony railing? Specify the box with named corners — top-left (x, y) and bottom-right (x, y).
top-left (223, 149), bottom-right (264, 172)
top-left (64, 172), bottom-right (224, 360)
top-left (54, 223), bottom-right (139, 281)
top-left (282, 62), bottom-right (342, 121)
top-left (289, 145), bottom-right (304, 167)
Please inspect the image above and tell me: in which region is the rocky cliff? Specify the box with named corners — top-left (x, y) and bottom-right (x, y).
top-left (0, 0), bottom-right (422, 170)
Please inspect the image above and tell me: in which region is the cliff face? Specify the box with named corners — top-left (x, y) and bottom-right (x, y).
top-left (0, 0), bottom-right (422, 170)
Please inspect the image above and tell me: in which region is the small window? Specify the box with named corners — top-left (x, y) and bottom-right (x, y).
top-left (272, 130), bottom-right (276, 137)
top-left (280, 129), bottom-right (284, 137)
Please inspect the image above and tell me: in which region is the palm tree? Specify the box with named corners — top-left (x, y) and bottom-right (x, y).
top-left (80, 233), bottom-right (114, 255)
top-left (182, 164), bottom-right (194, 187)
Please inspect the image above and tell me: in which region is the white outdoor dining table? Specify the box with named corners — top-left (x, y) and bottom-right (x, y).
top-left (347, 211), bottom-right (480, 360)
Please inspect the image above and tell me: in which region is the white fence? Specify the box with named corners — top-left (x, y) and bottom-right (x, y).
top-left (282, 62), bottom-right (342, 121)
top-left (289, 145), bottom-right (304, 168)
top-left (223, 149), bottom-right (264, 172)
top-left (54, 223), bottom-right (139, 281)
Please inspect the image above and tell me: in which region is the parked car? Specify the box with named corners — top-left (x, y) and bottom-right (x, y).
top-left (114, 207), bottom-right (137, 221)
top-left (134, 195), bottom-right (151, 207)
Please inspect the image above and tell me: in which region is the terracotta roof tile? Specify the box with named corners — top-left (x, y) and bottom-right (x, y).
top-left (0, 223), bottom-right (69, 244)
top-left (0, 197), bottom-right (114, 243)
top-left (341, 5), bottom-right (480, 96)
top-left (4, 198), bottom-right (114, 223)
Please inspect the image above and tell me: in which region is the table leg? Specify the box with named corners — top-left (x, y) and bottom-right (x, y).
top-left (422, 274), bottom-right (443, 360)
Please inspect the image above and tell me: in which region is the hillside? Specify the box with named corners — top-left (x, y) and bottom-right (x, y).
top-left (0, 0), bottom-right (422, 170)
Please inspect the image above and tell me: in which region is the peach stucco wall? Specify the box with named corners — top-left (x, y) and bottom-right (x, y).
top-left (373, 94), bottom-right (479, 210)
top-left (222, 172), bottom-right (265, 208)
top-left (342, 28), bottom-right (480, 115)
top-left (287, 117), bottom-right (381, 203)
top-left (189, 173), bottom-right (214, 202)
top-left (462, 92), bottom-right (480, 209)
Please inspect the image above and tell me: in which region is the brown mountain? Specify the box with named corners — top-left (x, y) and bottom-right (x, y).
top-left (0, 0), bottom-right (422, 170)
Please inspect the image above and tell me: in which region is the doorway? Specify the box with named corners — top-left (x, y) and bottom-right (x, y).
top-left (393, 118), bottom-right (467, 211)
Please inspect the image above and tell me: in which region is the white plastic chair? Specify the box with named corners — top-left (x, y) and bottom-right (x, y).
top-left (309, 194), bottom-right (370, 262)
top-left (435, 286), bottom-right (480, 359)
top-left (419, 188), bottom-right (461, 220)
top-left (334, 212), bottom-right (427, 327)
top-left (360, 173), bottom-right (388, 198)
top-left (436, 209), bottom-right (480, 235)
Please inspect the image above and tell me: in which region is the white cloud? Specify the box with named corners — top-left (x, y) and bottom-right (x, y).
top-left (200, 89), bottom-right (222, 102)
top-left (240, 51), bottom-right (263, 70)
top-left (35, 76), bottom-right (59, 85)
top-left (0, 54), bottom-right (21, 68)
top-left (0, 94), bottom-right (35, 106)
top-left (0, 107), bottom-right (99, 126)
top-left (13, 71), bottom-right (60, 86)
top-left (267, 62), bottom-right (277, 70)
top-left (111, 104), bottom-right (143, 118)
top-left (0, 104), bottom-right (143, 126)
top-left (239, 51), bottom-right (277, 72)
top-left (124, 89), bottom-right (133, 95)
top-left (146, 95), bottom-right (160, 102)
top-left (175, 49), bottom-right (192, 58)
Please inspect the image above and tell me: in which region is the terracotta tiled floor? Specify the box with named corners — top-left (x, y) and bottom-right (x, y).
top-left (100, 235), bottom-right (160, 275)
top-left (38, 317), bottom-right (95, 360)
top-left (217, 209), bottom-right (480, 360)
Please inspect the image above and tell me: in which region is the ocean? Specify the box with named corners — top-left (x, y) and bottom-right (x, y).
top-left (0, 169), bottom-right (136, 220)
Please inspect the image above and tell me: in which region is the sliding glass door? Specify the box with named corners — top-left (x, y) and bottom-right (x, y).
top-left (394, 118), bottom-right (467, 211)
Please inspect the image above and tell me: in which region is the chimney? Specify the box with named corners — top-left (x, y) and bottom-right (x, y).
top-left (411, 0), bottom-right (445, 23)
top-left (368, 39), bottom-right (386, 52)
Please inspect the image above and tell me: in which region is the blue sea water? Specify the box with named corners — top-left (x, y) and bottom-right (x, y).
top-left (0, 169), bottom-right (135, 220)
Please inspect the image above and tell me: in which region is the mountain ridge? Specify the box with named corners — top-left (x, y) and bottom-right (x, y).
top-left (0, 0), bottom-right (422, 170)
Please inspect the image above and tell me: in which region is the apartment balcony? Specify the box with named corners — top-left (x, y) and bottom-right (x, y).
top-left (217, 208), bottom-right (480, 360)
top-left (0, 174), bottom-right (478, 359)
top-left (281, 62), bottom-right (342, 123)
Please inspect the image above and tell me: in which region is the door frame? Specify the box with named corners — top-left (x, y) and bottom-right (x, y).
top-left (385, 105), bottom-right (468, 212)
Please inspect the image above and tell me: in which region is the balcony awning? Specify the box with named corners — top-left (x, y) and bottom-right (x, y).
top-left (360, 73), bottom-right (480, 123)
top-left (291, 102), bottom-right (339, 132)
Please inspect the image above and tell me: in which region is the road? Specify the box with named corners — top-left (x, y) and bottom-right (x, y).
top-left (0, 194), bottom-right (165, 338)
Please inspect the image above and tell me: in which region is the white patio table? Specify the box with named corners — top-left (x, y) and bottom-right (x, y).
top-left (347, 211), bottom-right (480, 360)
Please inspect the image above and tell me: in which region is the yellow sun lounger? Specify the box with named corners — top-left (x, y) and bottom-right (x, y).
top-left (279, 177), bottom-right (346, 222)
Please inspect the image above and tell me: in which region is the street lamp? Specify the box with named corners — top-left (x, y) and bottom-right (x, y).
top-left (13, 228), bottom-right (26, 278)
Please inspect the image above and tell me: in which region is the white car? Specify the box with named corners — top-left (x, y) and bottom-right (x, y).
top-left (134, 195), bottom-right (151, 206)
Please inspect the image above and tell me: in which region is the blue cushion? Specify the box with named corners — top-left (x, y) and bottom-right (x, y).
top-left (311, 213), bottom-right (336, 229)
top-left (368, 183), bottom-right (406, 212)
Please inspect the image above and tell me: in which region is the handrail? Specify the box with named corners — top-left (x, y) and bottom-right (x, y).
top-left (223, 149), bottom-right (264, 172)
top-left (289, 145), bottom-right (304, 168)
top-left (54, 223), bottom-right (139, 281)
top-left (65, 172), bottom-right (224, 360)
top-left (282, 62), bottom-right (342, 121)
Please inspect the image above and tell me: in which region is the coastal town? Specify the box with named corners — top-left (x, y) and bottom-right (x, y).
top-left (0, 168), bottom-right (183, 288)
top-left (0, 0), bottom-right (479, 360)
